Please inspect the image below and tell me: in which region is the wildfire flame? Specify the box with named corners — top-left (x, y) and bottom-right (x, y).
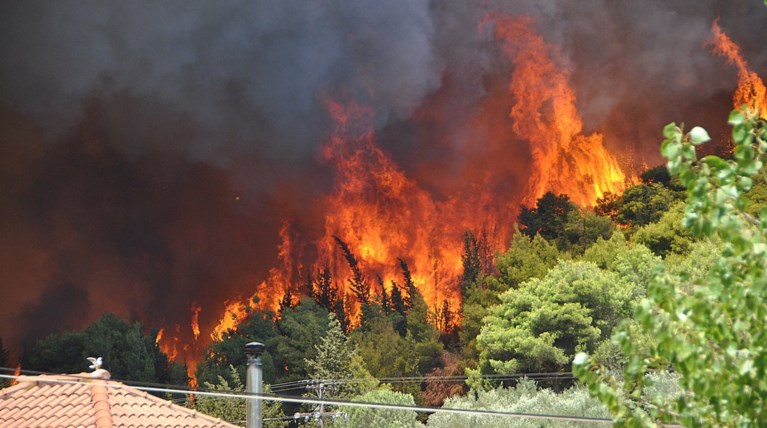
top-left (202, 13), bottom-right (634, 348)
top-left (210, 300), bottom-right (250, 341)
top-left (10, 364), bottom-right (20, 386)
top-left (488, 15), bottom-right (630, 207)
top-left (319, 99), bottom-right (465, 324)
top-left (188, 369), bottom-right (198, 390)
top-left (710, 20), bottom-right (767, 117)
top-left (157, 325), bottom-right (180, 361)
top-left (191, 304), bottom-right (201, 342)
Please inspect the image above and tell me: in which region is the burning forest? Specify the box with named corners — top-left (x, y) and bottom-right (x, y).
top-left (1, 1), bottom-right (766, 378)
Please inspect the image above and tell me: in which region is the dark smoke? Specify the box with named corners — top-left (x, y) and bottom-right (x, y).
top-left (0, 1), bottom-right (765, 355)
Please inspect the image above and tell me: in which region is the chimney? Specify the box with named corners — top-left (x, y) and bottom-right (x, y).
top-left (244, 342), bottom-right (265, 428)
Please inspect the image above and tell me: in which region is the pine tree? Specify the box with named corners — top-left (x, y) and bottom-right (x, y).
top-left (436, 299), bottom-right (453, 334)
top-left (312, 266), bottom-right (337, 313)
top-left (390, 280), bottom-right (406, 317)
top-left (378, 275), bottom-right (391, 314)
top-left (398, 258), bottom-right (416, 311)
top-left (302, 272), bottom-right (314, 299)
top-left (0, 337), bottom-right (9, 389)
top-left (389, 280), bottom-right (408, 336)
top-left (335, 293), bottom-right (349, 334)
top-left (334, 235), bottom-right (370, 305)
top-left (305, 314), bottom-right (377, 399)
top-left (194, 365), bottom-right (286, 427)
top-left (278, 286), bottom-right (295, 318)
top-left (0, 337), bottom-right (8, 369)
top-left (460, 231), bottom-right (481, 297)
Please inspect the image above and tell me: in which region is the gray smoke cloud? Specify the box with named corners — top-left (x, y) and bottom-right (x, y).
top-left (0, 0), bottom-right (440, 161)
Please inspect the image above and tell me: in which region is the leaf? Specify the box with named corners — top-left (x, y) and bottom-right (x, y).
top-left (663, 122), bottom-right (679, 139)
top-left (689, 127), bottom-right (711, 145)
top-left (740, 359), bottom-right (753, 376)
top-left (573, 352), bottom-right (589, 366)
top-left (733, 124), bottom-right (748, 142)
top-left (728, 109), bottom-right (746, 126)
top-left (662, 140), bottom-right (680, 159)
top-left (703, 155), bottom-right (727, 169)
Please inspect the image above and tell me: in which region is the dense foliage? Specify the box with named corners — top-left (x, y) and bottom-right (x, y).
top-left (426, 379), bottom-right (609, 428)
top-left (26, 313), bottom-right (186, 385)
top-left (575, 109), bottom-right (767, 426)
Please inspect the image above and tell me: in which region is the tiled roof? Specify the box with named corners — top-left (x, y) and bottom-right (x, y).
top-left (0, 373), bottom-right (241, 428)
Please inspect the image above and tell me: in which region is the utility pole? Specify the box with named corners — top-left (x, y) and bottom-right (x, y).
top-left (244, 342), bottom-right (265, 428)
top-left (293, 380), bottom-right (347, 426)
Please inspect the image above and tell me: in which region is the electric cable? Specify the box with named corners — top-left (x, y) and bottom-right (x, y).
top-left (0, 372), bottom-right (617, 424)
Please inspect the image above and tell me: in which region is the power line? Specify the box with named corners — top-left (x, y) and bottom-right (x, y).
top-left (269, 374), bottom-right (577, 393)
top-left (0, 372), bottom-right (615, 424)
top-left (269, 371), bottom-right (576, 389)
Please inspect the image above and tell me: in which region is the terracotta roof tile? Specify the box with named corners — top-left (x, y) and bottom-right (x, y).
top-left (0, 374), bottom-right (240, 428)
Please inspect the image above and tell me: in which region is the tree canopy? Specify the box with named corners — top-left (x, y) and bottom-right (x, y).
top-left (575, 109), bottom-right (767, 426)
top-left (473, 260), bottom-right (637, 386)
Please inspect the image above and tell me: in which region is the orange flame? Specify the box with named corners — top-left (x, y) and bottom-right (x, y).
top-left (204, 14), bottom-right (635, 343)
top-left (210, 300), bottom-right (250, 341)
top-left (255, 221), bottom-right (302, 315)
top-left (188, 368), bottom-right (198, 389)
top-left (488, 15), bottom-right (631, 206)
top-left (157, 325), bottom-right (180, 361)
top-left (710, 20), bottom-right (767, 117)
top-left (191, 304), bottom-right (201, 342)
top-left (10, 364), bottom-right (20, 386)
top-left (319, 99), bottom-right (464, 325)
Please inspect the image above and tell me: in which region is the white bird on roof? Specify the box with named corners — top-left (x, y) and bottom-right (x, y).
top-left (86, 357), bottom-right (110, 379)
top-left (87, 357), bottom-right (103, 371)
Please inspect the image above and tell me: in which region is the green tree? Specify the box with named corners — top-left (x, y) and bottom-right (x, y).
top-left (426, 379), bottom-right (609, 428)
top-left (340, 387), bottom-right (420, 428)
top-left (29, 330), bottom-right (88, 375)
top-left (196, 307), bottom-right (279, 387)
top-left (194, 365), bottom-right (286, 427)
top-left (639, 164), bottom-right (685, 190)
top-left (460, 231), bottom-right (482, 299)
top-left (582, 232), bottom-right (662, 293)
top-left (274, 298), bottom-right (330, 384)
top-left (489, 229), bottom-right (562, 292)
top-left (402, 283), bottom-right (444, 375)
top-left (518, 192), bottom-right (575, 244)
top-left (562, 208), bottom-right (615, 254)
top-left (615, 183), bottom-right (679, 227)
top-left (744, 170), bottom-right (767, 216)
top-left (0, 337), bottom-right (11, 388)
top-left (473, 260), bottom-right (636, 387)
top-left (29, 313), bottom-right (184, 384)
top-left (352, 317), bottom-right (420, 397)
top-left (305, 314), bottom-right (377, 400)
top-left (334, 235), bottom-right (371, 305)
top-left (459, 230), bottom-right (494, 301)
top-left (632, 201), bottom-right (696, 257)
top-left (575, 110), bottom-right (767, 425)
top-left (312, 266), bottom-right (338, 313)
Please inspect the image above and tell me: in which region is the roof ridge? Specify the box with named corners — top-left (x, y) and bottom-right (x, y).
top-left (0, 373), bottom-right (240, 428)
top-left (117, 386), bottom-right (238, 424)
top-left (89, 380), bottom-right (114, 428)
